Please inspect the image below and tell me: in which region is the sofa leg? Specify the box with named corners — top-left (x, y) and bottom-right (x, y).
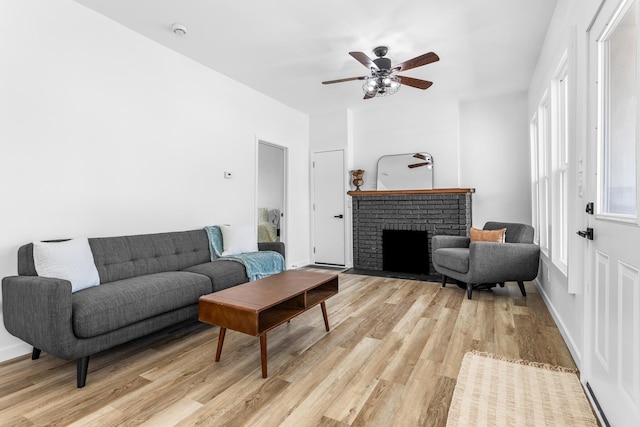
top-left (441, 275), bottom-right (448, 288)
top-left (498, 282), bottom-right (505, 288)
top-left (31, 347), bottom-right (41, 360)
top-left (467, 283), bottom-right (473, 300)
top-left (517, 281), bottom-right (527, 297)
top-left (77, 356), bottom-right (90, 388)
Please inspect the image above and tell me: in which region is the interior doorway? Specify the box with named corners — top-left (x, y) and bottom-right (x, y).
top-left (257, 140), bottom-right (286, 246)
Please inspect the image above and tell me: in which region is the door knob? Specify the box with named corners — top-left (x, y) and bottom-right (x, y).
top-left (333, 214), bottom-right (344, 218)
top-left (576, 228), bottom-right (594, 240)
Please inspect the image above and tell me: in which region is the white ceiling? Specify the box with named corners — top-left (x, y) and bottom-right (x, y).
top-left (74, 0), bottom-right (558, 115)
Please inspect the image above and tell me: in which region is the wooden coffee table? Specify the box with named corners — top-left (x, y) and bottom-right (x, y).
top-left (198, 270), bottom-right (339, 378)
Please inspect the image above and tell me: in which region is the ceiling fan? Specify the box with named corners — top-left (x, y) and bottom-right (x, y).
top-left (322, 46), bottom-right (439, 99)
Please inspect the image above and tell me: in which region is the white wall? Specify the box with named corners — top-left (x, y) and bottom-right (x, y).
top-left (351, 97), bottom-right (460, 191)
top-left (309, 110), bottom-right (353, 266)
top-left (459, 92), bottom-right (532, 227)
top-left (527, 0), bottom-right (602, 366)
top-left (0, 0), bottom-right (309, 361)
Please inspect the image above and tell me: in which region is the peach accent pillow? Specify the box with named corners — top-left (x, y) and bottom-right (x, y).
top-left (470, 227), bottom-right (506, 243)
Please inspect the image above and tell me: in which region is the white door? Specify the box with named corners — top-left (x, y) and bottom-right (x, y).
top-left (585, 1), bottom-right (640, 425)
top-left (313, 150), bottom-right (346, 266)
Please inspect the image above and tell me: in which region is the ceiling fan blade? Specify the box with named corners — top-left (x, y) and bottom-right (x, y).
top-left (408, 162), bottom-right (429, 168)
top-left (322, 76), bottom-right (367, 84)
top-left (393, 52), bottom-right (439, 72)
top-left (364, 91), bottom-right (376, 100)
top-left (413, 153), bottom-right (426, 160)
top-left (398, 75), bottom-right (433, 90)
top-left (350, 52), bottom-right (378, 70)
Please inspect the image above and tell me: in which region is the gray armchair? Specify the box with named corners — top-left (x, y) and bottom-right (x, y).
top-left (432, 222), bottom-right (540, 299)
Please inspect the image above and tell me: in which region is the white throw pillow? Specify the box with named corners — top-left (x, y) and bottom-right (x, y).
top-left (33, 238), bottom-right (100, 293)
top-left (220, 225), bottom-right (258, 256)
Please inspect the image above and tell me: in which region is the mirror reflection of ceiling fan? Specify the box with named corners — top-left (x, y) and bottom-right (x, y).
top-left (322, 46), bottom-right (439, 99)
top-left (408, 153), bottom-right (433, 169)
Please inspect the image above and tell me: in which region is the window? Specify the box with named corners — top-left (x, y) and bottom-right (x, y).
top-left (531, 45), bottom-right (575, 279)
top-left (598, 0), bottom-right (638, 219)
top-left (552, 55), bottom-right (570, 271)
top-left (530, 114), bottom-right (540, 245)
top-left (537, 93), bottom-right (551, 256)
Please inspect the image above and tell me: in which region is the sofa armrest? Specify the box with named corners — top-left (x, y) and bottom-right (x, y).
top-left (2, 276), bottom-right (78, 359)
top-left (431, 235), bottom-right (470, 251)
top-left (258, 241), bottom-right (285, 259)
top-left (468, 242), bottom-right (540, 283)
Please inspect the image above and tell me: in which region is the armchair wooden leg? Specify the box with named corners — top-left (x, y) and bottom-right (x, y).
top-left (441, 275), bottom-right (448, 288)
top-left (517, 281), bottom-right (527, 297)
top-left (77, 356), bottom-right (90, 388)
top-left (467, 283), bottom-right (473, 300)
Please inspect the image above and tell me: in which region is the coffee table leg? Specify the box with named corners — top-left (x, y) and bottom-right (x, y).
top-left (321, 301), bottom-right (330, 331)
top-left (215, 327), bottom-right (226, 362)
top-left (260, 334), bottom-right (267, 378)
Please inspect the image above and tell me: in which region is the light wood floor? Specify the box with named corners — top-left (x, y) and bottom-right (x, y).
top-left (0, 272), bottom-right (576, 426)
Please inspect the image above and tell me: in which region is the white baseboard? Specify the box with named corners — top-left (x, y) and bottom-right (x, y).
top-left (0, 341), bottom-right (31, 363)
top-left (534, 278), bottom-right (582, 368)
top-left (288, 259), bottom-right (310, 269)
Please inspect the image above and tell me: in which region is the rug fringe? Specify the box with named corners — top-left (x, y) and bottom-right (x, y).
top-left (467, 349), bottom-right (578, 374)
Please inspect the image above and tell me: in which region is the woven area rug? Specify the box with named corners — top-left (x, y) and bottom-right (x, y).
top-left (447, 351), bottom-right (598, 426)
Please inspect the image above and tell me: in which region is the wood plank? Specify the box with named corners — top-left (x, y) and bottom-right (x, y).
top-left (347, 188), bottom-right (474, 196)
top-left (0, 274), bottom-right (581, 426)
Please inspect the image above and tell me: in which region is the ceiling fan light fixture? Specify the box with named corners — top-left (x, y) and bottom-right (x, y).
top-left (362, 74), bottom-right (401, 97)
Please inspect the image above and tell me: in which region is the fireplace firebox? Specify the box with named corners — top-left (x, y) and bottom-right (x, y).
top-left (383, 230), bottom-right (429, 274)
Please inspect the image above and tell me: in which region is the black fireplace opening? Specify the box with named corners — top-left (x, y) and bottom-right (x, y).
top-left (382, 229), bottom-right (430, 274)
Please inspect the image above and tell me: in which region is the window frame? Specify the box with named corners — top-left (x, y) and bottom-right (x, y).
top-left (551, 53), bottom-right (570, 274)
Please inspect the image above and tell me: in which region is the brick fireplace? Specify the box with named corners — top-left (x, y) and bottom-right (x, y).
top-left (348, 189), bottom-right (474, 276)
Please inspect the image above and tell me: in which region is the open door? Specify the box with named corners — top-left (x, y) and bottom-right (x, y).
top-left (257, 141), bottom-right (286, 246)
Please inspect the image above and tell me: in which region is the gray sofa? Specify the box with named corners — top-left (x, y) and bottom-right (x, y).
top-left (1, 229), bottom-right (284, 388)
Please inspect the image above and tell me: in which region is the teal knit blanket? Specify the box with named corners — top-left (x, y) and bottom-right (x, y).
top-left (204, 225), bottom-right (285, 281)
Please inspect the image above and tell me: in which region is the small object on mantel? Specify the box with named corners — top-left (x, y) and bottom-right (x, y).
top-left (347, 188), bottom-right (475, 196)
top-left (351, 169), bottom-right (364, 191)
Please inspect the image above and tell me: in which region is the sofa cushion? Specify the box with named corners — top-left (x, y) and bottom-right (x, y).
top-left (72, 271), bottom-right (212, 338)
top-left (470, 227), bottom-right (506, 243)
top-left (433, 248), bottom-right (470, 273)
top-left (182, 260), bottom-right (249, 292)
top-left (32, 238), bottom-right (100, 293)
top-left (220, 225), bottom-right (258, 256)
top-left (89, 230), bottom-right (211, 284)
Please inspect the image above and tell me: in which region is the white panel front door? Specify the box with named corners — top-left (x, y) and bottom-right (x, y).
top-left (313, 150), bottom-right (345, 266)
top-left (585, 1), bottom-right (640, 424)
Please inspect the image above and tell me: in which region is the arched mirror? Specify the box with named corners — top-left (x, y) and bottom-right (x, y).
top-left (376, 152), bottom-right (434, 190)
